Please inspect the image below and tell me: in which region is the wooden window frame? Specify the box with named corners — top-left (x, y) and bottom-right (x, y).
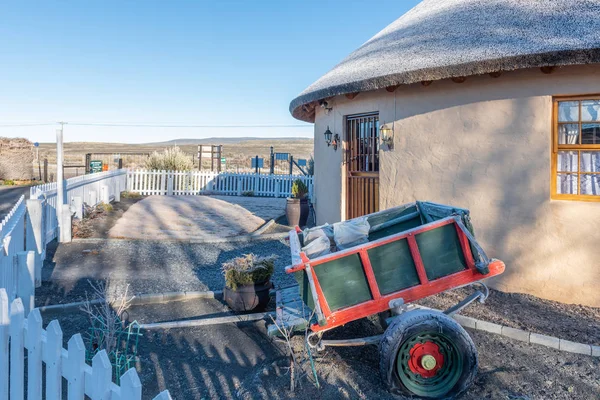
top-left (551, 95), bottom-right (600, 202)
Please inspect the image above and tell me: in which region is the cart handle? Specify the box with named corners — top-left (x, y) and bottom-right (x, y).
top-left (453, 216), bottom-right (492, 275)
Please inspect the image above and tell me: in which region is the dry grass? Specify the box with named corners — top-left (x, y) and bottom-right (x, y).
top-left (36, 139), bottom-right (314, 172)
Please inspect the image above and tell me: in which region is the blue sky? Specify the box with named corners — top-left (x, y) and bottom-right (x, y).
top-left (0, 0), bottom-right (421, 143)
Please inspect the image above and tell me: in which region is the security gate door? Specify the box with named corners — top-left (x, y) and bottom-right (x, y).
top-left (345, 113), bottom-right (380, 219)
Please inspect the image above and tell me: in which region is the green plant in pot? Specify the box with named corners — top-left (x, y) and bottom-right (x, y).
top-left (286, 179), bottom-right (310, 227)
top-left (222, 254), bottom-right (276, 312)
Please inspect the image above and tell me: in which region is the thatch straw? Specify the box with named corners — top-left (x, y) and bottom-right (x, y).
top-left (290, 0), bottom-right (600, 122)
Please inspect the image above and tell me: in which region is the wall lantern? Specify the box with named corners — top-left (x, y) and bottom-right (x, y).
top-left (324, 126), bottom-right (340, 151)
top-left (379, 122), bottom-right (394, 150)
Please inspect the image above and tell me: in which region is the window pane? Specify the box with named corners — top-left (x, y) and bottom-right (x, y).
top-left (580, 175), bottom-right (600, 196)
top-left (558, 101), bottom-right (579, 122)
top-left (581, 100), bottom-right (600, 121)
top-left (580, 151), bottom-right (600, 173)
top-left (557, 174), bottom-right (578, 194)
top-left (557, 151), bottom-right (578, 172)
top-left (558, 123), bottom-right (579, 144)
top-left (581, 123), bottom-right (600, 144)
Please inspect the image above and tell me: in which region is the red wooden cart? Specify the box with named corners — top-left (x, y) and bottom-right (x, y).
top-left (269, 201), bottom-right (505, 399)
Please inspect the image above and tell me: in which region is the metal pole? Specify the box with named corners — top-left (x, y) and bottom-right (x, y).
top-left (255, 155), bottom-right (259, 174)
top-left (197, 145), bottom-right (202, 170)
top-left (56, 126), bottom-right (64, 240)
top-left (289, 155), bottom-right (294, 175)
top-left (217, 145), bottom-right (222, 173)
top-left (85, 153), bottom-right (91, 174)
top-left (43, 158), bottom-right (48, 182)
top-left (270, 146), bottom-right (274, 175)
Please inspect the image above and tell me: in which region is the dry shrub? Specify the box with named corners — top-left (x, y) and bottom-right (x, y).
top-left (222, 254), bottom-right (277, 290)
top-left (144, 146), bottom-right (193, 171)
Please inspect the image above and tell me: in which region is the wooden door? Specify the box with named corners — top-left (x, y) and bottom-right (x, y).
top-left (345, 113), bottom-right (379, 219)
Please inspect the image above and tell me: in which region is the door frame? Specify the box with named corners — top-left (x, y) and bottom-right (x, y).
top-left (343, 111), bottom-right (380, 220)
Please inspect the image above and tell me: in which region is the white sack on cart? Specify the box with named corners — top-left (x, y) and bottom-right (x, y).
top-left (301, 235), bottom-right (331, 258)
top-left (303, 224), bottom-right (334, 245)
top-left (333, 217), bottom-right (370, 250)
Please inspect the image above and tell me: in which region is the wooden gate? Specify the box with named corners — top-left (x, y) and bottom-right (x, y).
top-left (345, 113), bottom-right (379, 219)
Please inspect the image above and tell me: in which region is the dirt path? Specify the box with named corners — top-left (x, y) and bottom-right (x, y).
top-left (107, 195), bottom-right (285, 240)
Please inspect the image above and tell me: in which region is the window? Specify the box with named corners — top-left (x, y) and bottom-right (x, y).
top-left (552, 97), bottom-right (600, 201)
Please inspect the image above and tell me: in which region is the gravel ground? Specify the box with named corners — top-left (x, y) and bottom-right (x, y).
top-left (36, 238), bottom-right (296, 306)
top-left (41, 300), bottom-right (600, 400)
top-left (417, 287), bottom-right (600, 346)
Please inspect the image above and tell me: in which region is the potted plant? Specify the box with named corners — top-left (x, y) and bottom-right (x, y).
top-left (286, 179), bottom-right (310, 227)
top-left (222, 254), bottom-right (276, 312)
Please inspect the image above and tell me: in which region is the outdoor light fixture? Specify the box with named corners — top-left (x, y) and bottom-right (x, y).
top-left (324, 126), bottom-right (339, 151)
top-left (319, 99), bottom-right (333, 115)
top-left (379, 122), bottom-right (394, 149)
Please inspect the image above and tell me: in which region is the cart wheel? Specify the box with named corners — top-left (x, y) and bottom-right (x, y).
top-left (379, 309), bottom-right (477, 399)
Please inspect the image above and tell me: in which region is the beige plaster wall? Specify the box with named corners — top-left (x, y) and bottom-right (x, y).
top-left (312, 64), bottom-right (600, 307)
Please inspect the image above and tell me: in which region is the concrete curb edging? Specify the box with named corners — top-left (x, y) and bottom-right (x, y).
top-left (38, 290), bottom-right (223, 313)
top-left (39, 292), bottom-right (600, 358)
top-left (71, 232), bottom-right (288, 244)
top-left (452, 313), bottom-right (599, 357)
top-left (252, 218), bottom-right (278, 236)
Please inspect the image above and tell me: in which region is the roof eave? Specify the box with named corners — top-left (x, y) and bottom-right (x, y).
top-left (290, 49), bottom-right (600, 123)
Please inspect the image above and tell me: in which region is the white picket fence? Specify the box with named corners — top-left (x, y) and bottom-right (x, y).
top-left (0, 289), bottom-right (171, 400)
top-left (30, 169), bottom-right (127, 246)
top-left (127, 169), bottom-right (314, 199)
top-left (0, 197), bottom-right (30, 305)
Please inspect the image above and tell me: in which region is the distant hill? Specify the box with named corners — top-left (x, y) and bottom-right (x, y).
top-left (145, 137), bottom-right (313, 145)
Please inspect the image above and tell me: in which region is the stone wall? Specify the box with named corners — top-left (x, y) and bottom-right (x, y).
top-left (0, 137), bottom-right (34, 180)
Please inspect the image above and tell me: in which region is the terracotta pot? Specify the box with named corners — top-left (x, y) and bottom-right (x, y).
top-left (286, 198), bottom-right (310, 227)
top-left (286, 198), bottom-right (301, 227)
top-left (224, 281), bottom-right (272, 312)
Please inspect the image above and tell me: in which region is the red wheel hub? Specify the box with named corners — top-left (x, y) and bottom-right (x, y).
top-left (408, 341), bottom-right (444, 378)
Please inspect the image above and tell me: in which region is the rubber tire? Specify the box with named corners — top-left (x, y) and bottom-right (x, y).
top-left (379, 309), bottom-right (478, 399)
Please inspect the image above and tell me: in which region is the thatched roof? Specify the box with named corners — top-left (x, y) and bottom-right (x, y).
top-left (290, 0), bottom-right (600, 122)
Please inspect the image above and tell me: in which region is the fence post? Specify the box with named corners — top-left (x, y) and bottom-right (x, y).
top-left (72, 196), bottom-right (83, 220)
top-left (10, 298), bottom-right (24, 400)
top-left (237, 177), bottom-right (242, 196)
top-left (16, 251), bottom-right (35, 315)
top-left (167, 175), bottom-right (174, 196)
top-left (26, 309), bottom-right (43, 400)
top-left (100, 185), bottom-right (109, 204)
top-left (25, 199), bottom-right (44, 288)
top-left (89, 190), bottom-right (97, 207)
top-left (114, 179), bottom-right (121, 202)
top-left (91, 350), bottom-right (112, 399)
top-left (0, 289), bottom-right (9, 400)
top-left (43, 158), bottom-right (48, 183)
top-left (44, 320), bottom-right (63, 399)
top-left (66, 334), bottom-right (86, 399)
top-left (119, 369), bottom-right (143, 400)
top-left (59, 204), bottom-right (72, 243)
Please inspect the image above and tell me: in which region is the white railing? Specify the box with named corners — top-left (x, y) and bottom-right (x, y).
top-left (0, 289), bottom-right (171, 400)
top-left (0, 196), bottom-right (29, 305)
top-left (30, 169), bottom-right (127, 245)
top-left (127, 170), bottom-right (314, 199)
